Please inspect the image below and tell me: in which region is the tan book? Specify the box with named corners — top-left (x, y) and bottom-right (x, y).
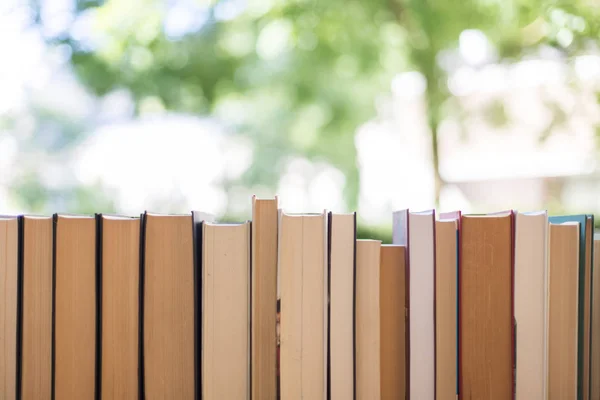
top-left (202, 221), bottom-right (251, 399)
top-left (0, 217), bottom-right (18, 400)
top-left (460, 212), bottom-right (513, 399)
top-left (408, 211), bottom-right (435, 399)
top-left (100, 215), bottom-right (140, 399)
top-left (591, 236), bottom-right (600, 400)
top-left (356, 239), bottom-right (381, 399)
top-left (329, 213), bottom-right (356, 400)
top-left (279, 212), bottom-right (327, 399)
top-left (20, 216), bottom-right (52, 400)
top-left (514, 211), bottom-right (549, 400)
top-left (380, 244), bottom-right (405, 400)
top-left (251, 197), bottom-right (278, 400)
top-left (435, 217), bottom-right (458, 400)
top-left (143, 213), bottom-right (196, 399)
top-left (548, 222), bottom-right (580, 400)
top-left (53, 215), bottom-right (96, 399)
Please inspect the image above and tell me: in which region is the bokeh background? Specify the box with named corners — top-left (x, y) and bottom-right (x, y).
top-left (2, 0), bottom-right (600, 240)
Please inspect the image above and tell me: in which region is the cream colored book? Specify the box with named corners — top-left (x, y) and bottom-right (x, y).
top-left (203, 221), bottom-right (251, 399)
top-left (329, 213), bottom-right (356, 400)
top-left (279, 211), bottom-right (327, 399)
top-left (21, 216), bottom-right (52, 400)
top-left (548, 222), bottom-right (580, 400)
top-left (380, 244), bottom-right (405, 400)
top-left (356, 239), bottom-right (381, 400)
top-left (0, 217), bottom-right (18, 400)
top-left (251, 197), bottom-right (278, 400)
top-left (53, 215), bottom-right (96, 399)
top-left (515, 211), bottom-right (548, 400)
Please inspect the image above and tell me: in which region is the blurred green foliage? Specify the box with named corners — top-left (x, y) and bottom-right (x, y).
top-left (12, 0), bottom-right (600, 220)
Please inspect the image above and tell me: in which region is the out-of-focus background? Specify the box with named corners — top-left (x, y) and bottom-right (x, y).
top-left (2, 0), bottom-right (600, 240)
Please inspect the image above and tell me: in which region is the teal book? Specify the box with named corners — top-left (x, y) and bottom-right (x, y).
top-left (549, 214), bottom-right (594, 400)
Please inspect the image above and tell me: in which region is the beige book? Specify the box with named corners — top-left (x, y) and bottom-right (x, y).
top-left (279, 212), bottom-right (327, 399)
top-left (0, 217), bottom-right (18, 400)
top-left (435, 218), bottom-right (458, 400)
top-left (143, 214), bottom-right (195, 399)
top-left (202, 221), bottom-right (250, 399)
top-left (356, 239), bottom-right (381, 400)
top-left (408, 211), bottom-right (435, 400)
top-left (380, 245), bottom-right (405, 400)
top-left (329, 213), bottom-right (356, 400)
top-left (100, 216), bottom-right (140, 399)
top-left (514, 211), bottom-right (548, 400)
top-left (548, 222), bottom-right (580, 400)
top-left (591, 236), bottom-right (600, 400)
top-left (54, 215), bottom-right (96, 399)
top-left (251, 197), bottom-right (278, 400)
top-left (21, 216), bottom-right (52, 400)
top-left (460, 213), bottom-right (513, 399)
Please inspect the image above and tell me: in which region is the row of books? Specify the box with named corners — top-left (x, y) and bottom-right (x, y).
top-left (0, 197), bottom-right (594, 399)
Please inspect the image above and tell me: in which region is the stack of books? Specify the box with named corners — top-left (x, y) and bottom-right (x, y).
top-left (0, 198), bottom-right (595, 399)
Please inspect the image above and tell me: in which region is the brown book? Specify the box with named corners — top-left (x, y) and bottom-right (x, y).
top-left (514, 211), bottom-right (548, 400)
top-left (435, 216), bottom-right (458, 400)
top-left (251, 197), bottom-right (278, 400)
top-left (143, 213), bottom-right (196, 399)
top-left (202, 221), bottom-right (251, 399)
top-left (460, 212), bottom-right (513, 399)
top-left (356, 239), bottom-right (381, 399)
top-left (591, 236), bottom-right (600, 400)
top-left (53, 215), bottom-right (96, 399)
top-left (279, 212), bottom-right (327, 399)
top-left (329, 213), bottom-right (356, 400)
top-left (548, 222), bottom-right (580, 400)
top-left (0, 217), bottom-right (18, 400)
top-left (100, 215), bottom-right (140, 399)
top-left (21, 216), bottom-right (52, 400)
top-left (380, 244), bottom-right (406, 400)
top-left (583, 217), bottom-right (592, 400)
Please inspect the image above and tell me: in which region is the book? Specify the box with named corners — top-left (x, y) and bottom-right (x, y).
top-left (202, 221), bottom-right (251, 399)
top-left (142, 213), bottom-right (196, 399)
top-left (53, 214), bottom-right (97, 399)
top-left (405, 210), bottom-right (436, 400)
top-left (251, 197), bottom-right (278, 400)
top-left (435, 213), bottom-right (459, 400)
top-left (380, 244), bottom-right (406, 400)
top-left (98, 215), bottom-right (140, 399)
top-left (0, 217), bottom-right (18, 400)
top-left (20, 216), bottom-right (52, 400)
top-left (279, 212), bottom-right (327, 399)
top-left (591, 236), bottom-right (600, 400)
top-left (514, 211), bottom-right (548, 400)
top-left (460, 212), bottom-right (514, 399)
top-left (549, 214), bottom-right (594, 400)
top-left (355, 239), bottom-right (381, 399)
top-left (548, 222), bottom-right (580, 399)
top-left (328, 212), bottom-right (356, 400)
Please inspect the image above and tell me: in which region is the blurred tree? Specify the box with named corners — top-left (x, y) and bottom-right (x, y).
top-left (27, 0), bottom-right (600, 210)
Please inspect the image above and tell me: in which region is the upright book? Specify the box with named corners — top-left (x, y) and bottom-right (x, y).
top-left (355, 239), bottom-right (381, 400)
top-left (549, 214), bottom-right (594, 400)
top-left (592, 235), bottom-right (600, 400)
top-left (20, 216), bottom-right (53, 400)
top-left (142, 213), bottom-right (197, 399)
top-left (279, 212), bottom-right (327, 399)
top-left (460, 212), bottom-right (514, 399)
top-left (53, 215), bottom-right (97, 399)
top-left (514, 211), bottom-right (548, 400)
top-left (548, 222), bottom-right (580, 399)
top-left (251, 197), bottom-right (278, 400)
top-left (98, 215), bottom-right (140, 399)
top-left (328, 213), bottom-right (356, 400)
top-left (202, 221), bottom-right (251, 399)
top-left (0, 217), bottom-right (18, 400)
